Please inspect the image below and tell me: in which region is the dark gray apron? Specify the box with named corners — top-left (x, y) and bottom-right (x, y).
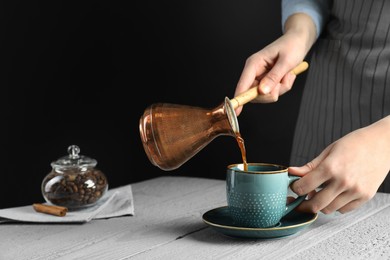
top-left (290, 0), bottom-right (390, 192)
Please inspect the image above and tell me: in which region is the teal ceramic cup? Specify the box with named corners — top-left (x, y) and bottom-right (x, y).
top-left (226, 163), bottom-right (306, 228)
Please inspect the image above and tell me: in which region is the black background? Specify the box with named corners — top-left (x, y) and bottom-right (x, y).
top-left (2, 1), bottom-right (307, 208)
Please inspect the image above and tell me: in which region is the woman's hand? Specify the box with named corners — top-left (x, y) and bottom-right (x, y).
top-left (289, 116), bottom-right (390, 214)
top-left (234, 13), bottom-right (316, 116)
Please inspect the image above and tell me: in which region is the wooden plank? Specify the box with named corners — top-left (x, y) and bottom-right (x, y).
top-left (289, 204), bottom-right (390, 260)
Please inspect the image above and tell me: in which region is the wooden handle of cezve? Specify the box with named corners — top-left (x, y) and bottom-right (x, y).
top-left (230, 61), bottom-right (309, 109)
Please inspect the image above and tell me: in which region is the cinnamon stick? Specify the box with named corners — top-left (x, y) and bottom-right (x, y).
top-left (33, 203), bottom-right (68, 217)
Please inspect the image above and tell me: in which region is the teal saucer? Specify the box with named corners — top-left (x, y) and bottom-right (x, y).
top-left (202, 206), bottom-right (318, 239)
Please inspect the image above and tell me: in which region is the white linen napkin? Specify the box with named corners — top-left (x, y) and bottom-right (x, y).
top-left (0, 184), bottom-right (134, 223)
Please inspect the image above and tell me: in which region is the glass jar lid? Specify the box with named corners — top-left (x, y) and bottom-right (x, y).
top-left (51, 145), bottom-right (97, 171)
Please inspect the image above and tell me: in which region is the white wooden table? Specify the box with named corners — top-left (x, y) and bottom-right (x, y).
top-left (1, 176), bottom-right (390, 260)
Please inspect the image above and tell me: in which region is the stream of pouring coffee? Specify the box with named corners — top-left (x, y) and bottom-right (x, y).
top-left (235, 132), bottom-right (248, 171)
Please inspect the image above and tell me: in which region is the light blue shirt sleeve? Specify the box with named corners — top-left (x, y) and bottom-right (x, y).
top-left (281, 0), bottom-right (331, 39)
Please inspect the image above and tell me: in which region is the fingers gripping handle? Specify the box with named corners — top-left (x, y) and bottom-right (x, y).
top-left (230, 61), bottom-right (309, 109)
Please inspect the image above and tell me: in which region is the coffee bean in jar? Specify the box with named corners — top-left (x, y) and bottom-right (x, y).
top-left (42, 145), bottom-right (108, 209)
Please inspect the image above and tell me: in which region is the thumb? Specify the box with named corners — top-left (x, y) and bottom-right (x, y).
top-left (259, 62), bottom-right (295, 94)
top-left (288, 164), bottom-right (314, 177)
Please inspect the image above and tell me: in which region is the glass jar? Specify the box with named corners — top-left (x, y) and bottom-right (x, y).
top-left (42, 145), bottom-right (108, 209)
